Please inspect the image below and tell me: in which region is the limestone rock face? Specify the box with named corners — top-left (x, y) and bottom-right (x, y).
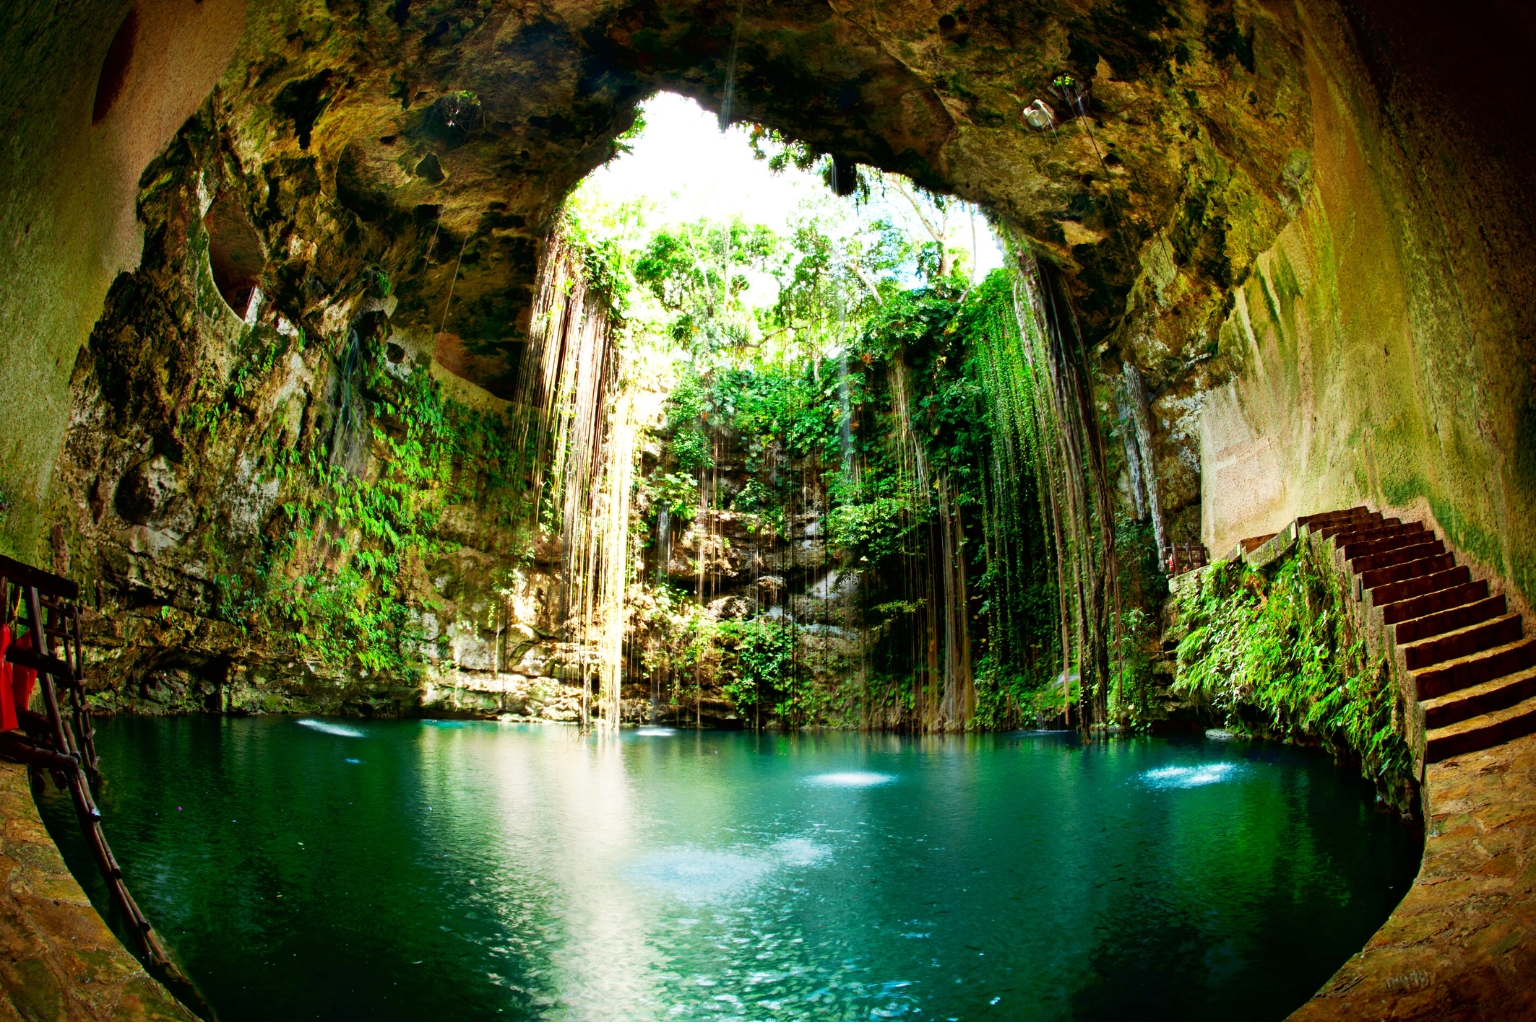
top-left (41, 107), bottom-right (578, 715)
top-left (204, 0), bottom-right (1305, 404)
top-left (4, 0), bottom-right (1534, 717)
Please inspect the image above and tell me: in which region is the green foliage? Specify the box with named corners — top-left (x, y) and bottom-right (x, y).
top-left (1172, 547), bottom-right (1415, 809)
top-left (717, 616), bottom-right (794, 712)
top-left (825, 474), bottom-right (919, 562)
top-left (644, 472), bottom-right (699, 520)
top-left (562, 211), bottom-right (632, 320)
top-left (570, 168), bottom-right (1062, 730)
top-left (209, 330), bottom-right (530, 679)
top-left (634, 219), bottom-right (777, 346)
top-left (746, 125), bottom-right (820, 174)
top-left (612, 108), bottom-right (648, 158)
top-left (664, 368), bottom-right (714, 473)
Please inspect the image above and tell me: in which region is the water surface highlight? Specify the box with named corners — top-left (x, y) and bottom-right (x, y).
top-left (40, 719), bottom-right (1421, 1021)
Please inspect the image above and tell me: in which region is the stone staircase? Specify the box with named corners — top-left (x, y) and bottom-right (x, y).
top-left (1290, 507), bottom-right (1536, 763)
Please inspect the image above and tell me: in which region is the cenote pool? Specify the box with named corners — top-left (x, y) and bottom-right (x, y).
top-left (39, 718), bottom-right (1422, 1021)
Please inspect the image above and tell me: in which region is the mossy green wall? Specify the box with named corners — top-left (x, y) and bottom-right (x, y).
top-left (1203, 1), bottom-right (1536, 609)
top-left (0, 0), bottom-right (243, 561)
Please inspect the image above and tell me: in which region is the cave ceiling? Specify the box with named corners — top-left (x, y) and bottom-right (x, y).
top-left (210, 0), bottom-right (1310, 395)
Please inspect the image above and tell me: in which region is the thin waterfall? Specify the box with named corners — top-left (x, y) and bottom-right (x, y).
top-left (885, 338), bottom-right (973, 730)
top-left (655, 506), bottom-right (671, 583)
top-left (834, 260), bottom-right (857, 479)
top-left (592, 389), bottom-right (640, 730)
top-left (936, 478), bottom-right (975, 726)
top-left (718, 0), bottom-right (746, 131)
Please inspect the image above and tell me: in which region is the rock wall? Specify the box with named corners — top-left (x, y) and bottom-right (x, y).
top-left (3, 0), bottom-right (1329, 572)
top-left (45, 105), bottom-right (604, 716)
top-left (0, 0), bottom-right (245, 557)
top-left (1201, 2), bottom-right (1536, 615)
top-left (627, 434), bottom-right (878, 729)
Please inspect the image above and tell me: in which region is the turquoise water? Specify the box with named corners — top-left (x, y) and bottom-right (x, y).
top-left (40, 718), bottom-right (1421, 1021)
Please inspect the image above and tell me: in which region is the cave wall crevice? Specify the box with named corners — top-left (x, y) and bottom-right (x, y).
top-left (0, 0), bottom-right (246, 560)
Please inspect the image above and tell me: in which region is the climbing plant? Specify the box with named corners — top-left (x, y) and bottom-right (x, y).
top-left (198, 324), bottom-right (532, 682)
top-left (1171, 545), bottom-right (1416, 812)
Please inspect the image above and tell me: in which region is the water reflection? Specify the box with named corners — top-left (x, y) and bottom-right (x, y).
top-left (38, 721), bottom-right (1421, 1021)
top-left (296, 718), bottom-right (365, 738)
top-left (806, 771), bottom-right (896, 787)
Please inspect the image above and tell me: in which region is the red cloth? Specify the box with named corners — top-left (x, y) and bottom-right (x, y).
top-left (0, 626), bottom-right (13, 732)
top-left (9, 631), bottom-right (35, 723)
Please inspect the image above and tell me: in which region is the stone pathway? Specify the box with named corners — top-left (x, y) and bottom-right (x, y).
top-left (1294, 732), bottom-right (1536, 1019)
top-left (0, 762), bottom-right (192, 1021)
top-left (1229, 507), bottom-right (1536, 1018)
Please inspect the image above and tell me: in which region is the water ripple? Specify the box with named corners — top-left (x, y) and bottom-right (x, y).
top-left (807, 771), bottom-right (895, 788)
top-left (627, 848), bottom-right (773, 900)
top-left (1142, 763), bottom-right (1242, 789)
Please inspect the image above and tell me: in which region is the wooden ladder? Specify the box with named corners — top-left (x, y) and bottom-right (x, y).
top-left (0, 554), bottom-right (172, 968)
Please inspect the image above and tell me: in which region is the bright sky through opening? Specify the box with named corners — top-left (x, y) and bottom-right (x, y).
top-left (573, 92), bottom-right (1005, 280)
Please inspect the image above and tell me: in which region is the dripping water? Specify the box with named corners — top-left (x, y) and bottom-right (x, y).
top-left (655, 506), bottom-right (671, 584)
top-left (718, 0), bottom-right (747, 132)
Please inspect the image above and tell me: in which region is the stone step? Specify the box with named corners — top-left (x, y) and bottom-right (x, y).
top-left (1350, 538), bottom-right (1443, 574)
top-left (1337, 529), bottom-right (1424, 559)
top-left (1360, 552), bottom-right (1457, 591)
top-left (1320, 516), bottom-right (1394, 540)
top-left (1303, 512), bottom-right (1377, 535)
top-left (1393, 593), bottom-right (1506, 645)
top-left (1315, 506), bottom-right (1387, 524)
top-left (1422, 666), bottom-right (1536, 730)
top-left (1425, 693), bottom-right (1536, 762)
top-left (1339, 527), bottom-right (1430, 562)
top-left (1402, 612), bottom-right (1523, 671)
top-left (1369, 565), bottom-right (1473, 609)
top-left (1380, 579), bottom-right (1490, 626)
top-left (1298, 505), bottom-right (1371, 528)
top-left (1414, 637), bottom-right (1536, 701)
top-left (1255, 507), bottom-right (1536, 762)
top-left (1326, 519), bottom-right (1407, 545)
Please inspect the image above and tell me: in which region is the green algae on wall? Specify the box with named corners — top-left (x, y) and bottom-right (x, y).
top-left (44, 105), bottom-right (556, 715)
top-left (1200, 2), bottom-right (1536, 615)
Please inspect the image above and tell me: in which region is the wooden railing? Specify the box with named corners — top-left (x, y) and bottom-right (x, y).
top-left (0, 554), bottom-right (173, 970)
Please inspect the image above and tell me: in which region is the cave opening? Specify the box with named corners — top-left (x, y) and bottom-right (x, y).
top-left (204, 190), bottom-right (267, 320)
top-left (510, 89), bottom-right (1016, 735)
